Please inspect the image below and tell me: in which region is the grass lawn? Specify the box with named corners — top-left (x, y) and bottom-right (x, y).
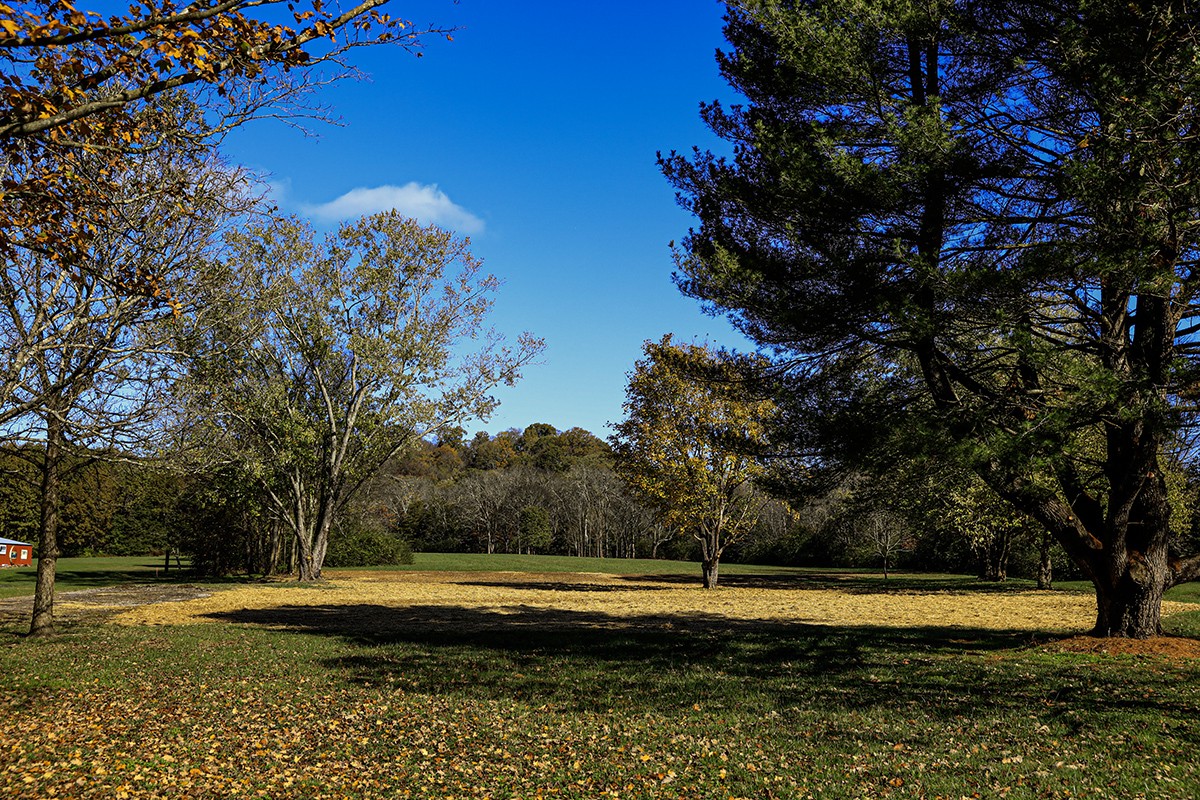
top-left (0, 552), bottom-right (998, 598)
top-left (0, 556), bottom-right (196, 599)
top-left (3, 557), bottom-right (1200, 798)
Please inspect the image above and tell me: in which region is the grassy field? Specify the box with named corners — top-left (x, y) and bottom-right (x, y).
top-left (3, 556), bottom-right (1200, 798)
top-left (0, 556), bottom-right (193, 599)
top-left (0, 553), bottom-right (986, 599)
top-left (10, 551), bottom-right (1191, 593)
top-left (0, 553), bottom-right (809, 599)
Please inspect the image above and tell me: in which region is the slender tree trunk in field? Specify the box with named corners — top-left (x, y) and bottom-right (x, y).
top-left (698, 532), bottom-right (721, 589)
top-left (30, 411), bottom-right (64, 636)
top-left (296, 532), bottom-right (319, 581)
top-left (980, 529), bottom-right (1011, 582)
top-left (1037, 531), bottom-right (1053, 590)
top-left (267, 519), bottom-right (285, 576)
top-left (296, 504), bottom-right (334, 582)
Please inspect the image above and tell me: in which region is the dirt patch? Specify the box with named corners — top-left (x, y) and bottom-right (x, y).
top-left (109, 570), bottom-right (1194, 637)
top-left (1046, 635), bottom-right (1200, 659)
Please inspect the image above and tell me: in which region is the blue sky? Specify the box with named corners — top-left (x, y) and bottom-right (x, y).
top-left (222, 0), bottom-right (750, 438)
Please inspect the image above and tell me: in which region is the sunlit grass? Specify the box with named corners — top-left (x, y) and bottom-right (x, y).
top-left (4, 563), bottom-right (1200, 798)
top-left (4, 608), bottom-right (1199, 798)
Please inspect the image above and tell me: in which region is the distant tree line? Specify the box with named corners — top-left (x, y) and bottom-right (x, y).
top-left (7, 414), bottom-right (1156, 587)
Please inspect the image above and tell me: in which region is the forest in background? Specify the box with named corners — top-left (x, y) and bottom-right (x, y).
top-left (0, 420), bottom-right (1098, 584)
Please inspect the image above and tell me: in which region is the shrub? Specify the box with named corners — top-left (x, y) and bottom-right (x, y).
top-left (325, 519), bottom-right (414, 567)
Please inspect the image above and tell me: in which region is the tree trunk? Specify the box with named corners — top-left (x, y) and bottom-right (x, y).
top-left (296, 531), bottom-right (317, 581)
top-left (979, 531), bottom-right (1011, 582)
top-left (1092, 564), bottom-right (1168, 638)
top-left (1048, 539), bottom-right (1171, 638)
top-left (296, 528), bottom-right (327, 581)
top-left (701, 557), bottom-right (719, 589)
top-left (1036, 530), bottom-right (1053, 590)
top-left (30, 412), bottom-right (64, 637)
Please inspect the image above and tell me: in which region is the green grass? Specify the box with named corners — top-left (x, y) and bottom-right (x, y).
top-left (1050, 578), bottom-right (1200, 604)
top-left (0, 555), bottom-right (196, 599)
top-left (0, 551), bottom-right (1002, 596)
top-left (3, 603), bottom-right (1199, 798)
top-left (3, 555), bottom-right (1200, 797)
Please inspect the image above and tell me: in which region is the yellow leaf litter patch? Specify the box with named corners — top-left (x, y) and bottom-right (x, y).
top-left (110, 570), bottom-right (1192, 634)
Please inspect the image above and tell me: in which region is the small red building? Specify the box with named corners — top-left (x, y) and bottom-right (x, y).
top-left (0, 538), bottom-right (33, 568)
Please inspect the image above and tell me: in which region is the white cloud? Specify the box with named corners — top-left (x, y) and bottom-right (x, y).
top-left (303, 183), bottom-right (485, 234)
top-left (264, 177), bottom-right (292, 206)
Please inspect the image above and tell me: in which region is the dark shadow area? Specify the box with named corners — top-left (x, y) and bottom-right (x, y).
top-left (193, 600), bottom-right (1200, 733)
top-left (0, 565), bottom-right (256, 591)
top-left (620, 571), bottom-right (1045, 595)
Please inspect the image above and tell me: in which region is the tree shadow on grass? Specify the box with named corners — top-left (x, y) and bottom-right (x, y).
top-left (620, 571), bottom-right (1049, 595)
top-left (196, 601), bottom-right (1197, 733)
top-left (0, 564), bottom-right (249, 592)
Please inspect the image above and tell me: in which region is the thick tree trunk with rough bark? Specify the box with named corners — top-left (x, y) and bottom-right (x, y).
top-left (1093, 573), bottom-right (1168, 638)
top-left (1012, 459), bottom-right (1176, 638)
top-left (701, 557), bottom-right (720, 589)
top-left (1084, 534), bottom-right (1173, 638)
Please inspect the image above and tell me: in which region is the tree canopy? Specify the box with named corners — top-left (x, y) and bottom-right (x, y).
top-left (183, 213), bottom-right (542, 581)
top-left (662, 0), bottom-right (1200, 635)
top-left (0, 0), bottom-right (438, 291)
top-left (611, 335), bottom-right (773, 588)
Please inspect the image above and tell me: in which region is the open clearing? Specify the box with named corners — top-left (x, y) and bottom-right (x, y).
top-left (6, 565), bottom-right (1200, 799)
top-left (108, 569), bottom-right (1191, 635)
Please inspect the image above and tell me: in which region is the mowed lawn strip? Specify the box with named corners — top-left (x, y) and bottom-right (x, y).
top-left (4, 565), bottom-right (1200, 798)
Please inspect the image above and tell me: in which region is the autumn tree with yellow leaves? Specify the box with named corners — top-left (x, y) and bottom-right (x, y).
top-left (0, 0), bottom-right (446, 632)
top-left (0, 0), bottom-right (442, 283)
top-left (611, 336), bottom-right (774, 588)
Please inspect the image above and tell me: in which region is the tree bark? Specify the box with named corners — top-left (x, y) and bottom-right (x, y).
top-left (979, 531), bottom-right (1010, 582)
top-left (1091, 556), bottom-right (1169, 638)
top-left (1036, 530), bottom-right (1053, 590)
top-left (701, 557), bottom-right (719, 589)
top-left (29, 410), bottom-right (64, 637)
top-left (297, 538), bottom-right (320, 581)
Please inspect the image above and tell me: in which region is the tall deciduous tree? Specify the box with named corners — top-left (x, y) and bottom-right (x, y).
top-left (662, 1), bottom-right (1200, 636)
top-left (2, 105), bottom-right (255, 635)
top-left (186, 213), bottom-right (542, 581)
top-left (611, 336), bottom-right (773, 588)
